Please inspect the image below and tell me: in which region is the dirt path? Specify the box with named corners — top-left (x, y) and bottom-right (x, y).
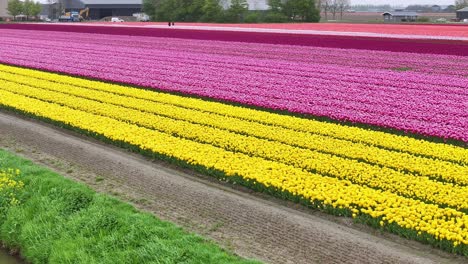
top-left (0, 110), bottom-right (465, 264)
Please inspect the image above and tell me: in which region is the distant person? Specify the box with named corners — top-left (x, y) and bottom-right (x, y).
top-left (168, 21), bottom-right (171, 26)
top-left (172, 22), bottom-right (175, 26)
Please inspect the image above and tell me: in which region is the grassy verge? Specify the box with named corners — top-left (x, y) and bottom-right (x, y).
top-left (0, 149), bottom-right (259, 264)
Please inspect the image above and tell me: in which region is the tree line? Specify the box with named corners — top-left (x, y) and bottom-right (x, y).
top-left (7, 0), bottom-right (42, 20)
top-left (318, 0), bottom-right (349, 21)
top-left (142, 0), bottom-right (320, 23)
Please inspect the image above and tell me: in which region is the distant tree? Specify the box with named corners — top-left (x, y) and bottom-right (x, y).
top-left (268, 0), bottom-right (283, 13)
top-left (144, 0), bottom-right (204, 22)
top-left (336, 0), bottom-right (349, 20)
top-left (185, 0), bottom-right (205, 21)
top-left (30, 1), bottom-right (42, 19)
top-left (159, 0), bottom-right (186, 21)
top-left (7, 0), bottom-right (23, 20)
top-left (225, 0), bottom-right (248, 22)
top-left (348, 4), bottom-right (392, 12)
top-left (283, 0), bottom-right (320, 22)
top-left (143, 0), bottom-right (165, 21)
top-left (455, 0), bottom-right (468, 10)
top-left (329, 0), bottom-right (338, 20)
top-left (201, 0), bottom-right (223, 22)
top-left (23, 0), bottom-right (35, 20)
top-left (321, 0), bottom-right (331, 20)
top-left (444, 5), bottom-right (456, 12)
top-left (405, 4), bottom-right (433, 12)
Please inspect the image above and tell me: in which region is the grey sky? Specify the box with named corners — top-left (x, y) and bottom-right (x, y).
top-left (351, 0), bottom-right (453, 5)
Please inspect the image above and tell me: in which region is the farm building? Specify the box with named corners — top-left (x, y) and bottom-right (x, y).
top-left (0, 0), bottom-right (12, 19)
top-left (457, 7), bottom-right (468, 20)
top-left (56, 0), bottom-right (142, 20)
top-left (383, 11), bottom-right (419, 22)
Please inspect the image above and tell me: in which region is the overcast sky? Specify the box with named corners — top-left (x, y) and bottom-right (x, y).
top-left (351, 0), bottom-right (453, 5)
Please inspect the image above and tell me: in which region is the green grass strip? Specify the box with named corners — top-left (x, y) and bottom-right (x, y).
top-left (0, 149), bottom-right (259, 264)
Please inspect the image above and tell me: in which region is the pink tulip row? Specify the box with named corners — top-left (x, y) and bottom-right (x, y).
top-left (5, 29), bottom-right (468, 78)
top-left (1, 23), bottom-right (468, 56)
top-left (0, 29), bottom-right (467, 143)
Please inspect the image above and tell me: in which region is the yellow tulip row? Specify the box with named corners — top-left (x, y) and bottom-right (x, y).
top-left (2, 77), bottom-right (468, 212)
top-left (0, 68), bottom-right (467, 189)
top-left (0, 88), bottom-right (467, 248)
top-left (0, 65), bottom-right (465, 168)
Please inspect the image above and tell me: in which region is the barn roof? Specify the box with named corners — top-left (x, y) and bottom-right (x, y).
top-left (383, 11), bottom-right (419, 17)
top-left (457, 7), bottom-right (468, 12)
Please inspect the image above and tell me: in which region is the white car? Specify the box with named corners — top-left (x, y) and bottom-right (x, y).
top-left (111, 17), bottom-right (124, 23)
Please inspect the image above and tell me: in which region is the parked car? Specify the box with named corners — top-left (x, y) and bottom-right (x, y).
top-left (111, 17), bottom-right (124, 23)
top-left (133, 13), bottom-right (150, 22)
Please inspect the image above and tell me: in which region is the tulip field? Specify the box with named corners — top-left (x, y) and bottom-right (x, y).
top-left (0, 24), bottom-right (467, 256)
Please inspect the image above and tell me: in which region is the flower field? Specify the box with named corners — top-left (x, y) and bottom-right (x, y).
top-left (0, 24), bottom-right (467, 256)
top-left (0, 63), bottom-right (467, 254)
top-left (89, 22), bottom-right (468, 39)
top-left (0, 29), bottom-right (467, 143)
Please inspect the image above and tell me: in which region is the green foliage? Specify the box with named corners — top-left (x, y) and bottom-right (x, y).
top-left (244, 12), bottom-right (260, 23)
top-left (22, 0), bottom-right (33, 19)
top-left (143, 0), bottom-right (320, 23)
top-left (201, 0), bottom-right (223, 22)
top-left (185, 0), bottom-right (206, 21)
top-left (268, 0), bottom-right (282, 12)
top-left (14, 0), bottom-right (41, 20)
top-left (282, 0), bottom-right (320, 22)
top-left (416, 17), bottom-right (430, 22)
top-left (7, 0), bottom-right (23, 19)
top-left (0, 150), bottom-right (259, 264)
top-left (263, 12), bottom-right (288, 22)
top-left (142, 0), bottom-right (160, 19)
top-left (31, 1), bottom-right (42, 18)
top-left (225, 0), bottom-right (249, 23)
top-left (143, 0), bottom-right (205, 21)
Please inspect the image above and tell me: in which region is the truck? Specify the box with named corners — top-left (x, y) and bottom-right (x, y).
top-left (58, 8), bottom-right (89, 22)
top-left (59, 11), bottom-right (80, 22)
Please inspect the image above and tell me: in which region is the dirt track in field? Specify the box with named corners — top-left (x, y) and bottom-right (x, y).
top-left (0, 110), bottom-right (465, 264)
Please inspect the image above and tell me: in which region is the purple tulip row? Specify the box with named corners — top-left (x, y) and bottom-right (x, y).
top-left (0, 29), bottom-right (467, 143)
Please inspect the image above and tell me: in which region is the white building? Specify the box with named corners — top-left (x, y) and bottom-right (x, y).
top-left (0, 0), bottom-right (12, 19)
top-left (220, 0), bottom-right (269, 11)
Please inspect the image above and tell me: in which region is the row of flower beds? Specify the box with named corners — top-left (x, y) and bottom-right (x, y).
top-left (0, 65), bottom-right (466, 255)
top-left (0, 29), bottom-right (467, 143)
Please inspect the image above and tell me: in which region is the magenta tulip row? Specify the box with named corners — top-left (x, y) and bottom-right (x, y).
top-left (5, 29), bottom-right (468, 78)
top-left (0, 29), bottom-right (467, 143)
top-left (1, 23), bottom-right (468, 56)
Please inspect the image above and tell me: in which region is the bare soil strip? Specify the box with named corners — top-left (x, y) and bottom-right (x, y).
top-left (0, 110), bottom-right (464, 264)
